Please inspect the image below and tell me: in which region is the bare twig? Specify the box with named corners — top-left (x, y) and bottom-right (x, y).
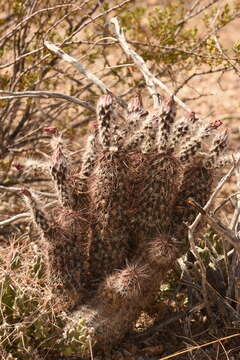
top-left (188, 198), bottom-right (240, 255)
top-left (0, 185), bottom-right (55, 198)
top-left (185, 157), bottom-right (240, 320)
top-left (110, 17), bottom-right (161, 108)
top-left (0, 213), bottom-right (30, 227)
top-left (174, 66), bottom-right (232, 95)
top-left (227, 160), bottom-right (240, 303)
top-left (157, 333), bottom-right (240, 360)
top-left (44, 41), bottom-right (127, 108)
top-left (231, 157), bottom-right (240, 234)
top-left (177, 0), bottom-right (220, 26)
top-left (0, 47), bottom-right (44, 70)
top-left (62, 0), bottom-right (133, 44)
top-left (67, 39), bottom-right (236, 62)
top-left (187, 211), bottom-right (211, 321)
top-left (190, 158), bottom-right (240, 232)
top-left (110, 17), bottom-right (192, 113)
top-left (0, 90), bottom-right (95, 112)
top-left (213, 192), bottom-right (240, 215)
top-left (0, 3), bottom-right (88, 47)
top-left (44, 41), bottom-right (110, 94)
top-left (214, 35), bottom-right (240, 78)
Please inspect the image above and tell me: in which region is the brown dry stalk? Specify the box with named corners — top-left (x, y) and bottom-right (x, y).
top-left (157, 333), bottom-right (240, 360)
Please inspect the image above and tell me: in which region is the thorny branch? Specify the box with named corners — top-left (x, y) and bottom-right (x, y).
top-left (0, 0), bottom-right (135, 166)
top-left (226, 160), bottom-right (240, 301)
top-left (156, 333), bottom-right (240, 360)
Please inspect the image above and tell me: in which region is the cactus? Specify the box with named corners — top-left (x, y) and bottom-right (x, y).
top-left (20, 92), bottom-right (228, 358)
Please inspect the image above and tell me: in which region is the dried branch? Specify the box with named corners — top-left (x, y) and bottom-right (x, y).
top-left (44, 41), bottom-right (110, 94)
top-left (177, 0), bottom-right (220, 27)
top-left (188, 198), bottom-right (240, 255)
top-left (62, 0), bottom-right (133, 44)
top-left (157, 333), bottom-right (240, 360)
top-left (174, 66), bottom-right (232, 95)
top-left (110, 17), bottom-right (160, 108)
top-left (190, 157), bottom-right (240, 232)
top-left (214, 35), bottom-right (240, 78)
top-left (232, 163), bottom-right (240, 233)
top-left (184, 157), bottom-right (240, 320)
top-left (0, 3), bottom-right (86, 47)
top-left (0, 185), bottom-right (55, 198)
top-left (0, 47), bottom-right (44, 70)
top-left (0, 213), bottom-right (30, 227)
top-left (227, 160), bottom-right (240, 300)
top-left (68, 39), bottom-right (235, 62)
top-left (187, 179), bottom-right (240, 312)
top-left (213, 192), bottom-right (240, 215)
top-left (0, 178), bottom-right (49, 186)
top-left (110, 17), bottom-right (192, 113)
top-left (0, 90), bottom-right (95, 112)
top-left (44, 41), bottom-right (127, 109)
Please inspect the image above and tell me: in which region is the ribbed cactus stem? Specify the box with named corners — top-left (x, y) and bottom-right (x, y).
top-left (169, 113), bottom-right (194, 152)
top-left (178, 120), bottom-right (222, 164)
top-left (178, 138), bottom-right (201, 163)
top-left (99, 235), bottom-right (182, 308)
top-left (141, 112), bottom-right (160, 153)
top-left (210, 130), bottom-right (228, 159)
top-left (50, 137), bottom-right (76, 208)
top-left (127, 92), bottom-right (147, 130)
top-left (157, 96), bottom-right (176, 152)
top-left (172, 166), bottom-right (213, 244)
top-left (81, 134), bottom-right (96, 177)
top-left (125, 129), bottom-right (145, 151)
top-left (201, 129), bottom-right (227, 169)
top-left (128, 91), bottom-right (143, 113)
top-left (89, 152), bottom-right (129, 282)
top-left (111, 123), bottom-right (123, 149)
top-left (125, 111), bottom-right (154, 151)
top-left (123, 92), bottom-right (148, 151)
top-left (21, 188), bottom-right (52, 233)
top-left (97, 93), bottom-right (113, 149)
top-left (78, 128), bottom-right (97, 191)
top-left (136, 155), bottom-right (181, 235)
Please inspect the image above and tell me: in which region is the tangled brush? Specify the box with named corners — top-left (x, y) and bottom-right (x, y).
top-left (20, 90), bottom-right (229, 358)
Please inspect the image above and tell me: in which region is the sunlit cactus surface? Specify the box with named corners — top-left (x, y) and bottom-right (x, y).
top-left (22, 92), bottom-right (228, 357)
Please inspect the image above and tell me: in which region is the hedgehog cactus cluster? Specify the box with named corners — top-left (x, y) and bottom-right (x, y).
top-left (22, 92), bottom-right (228, 357)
